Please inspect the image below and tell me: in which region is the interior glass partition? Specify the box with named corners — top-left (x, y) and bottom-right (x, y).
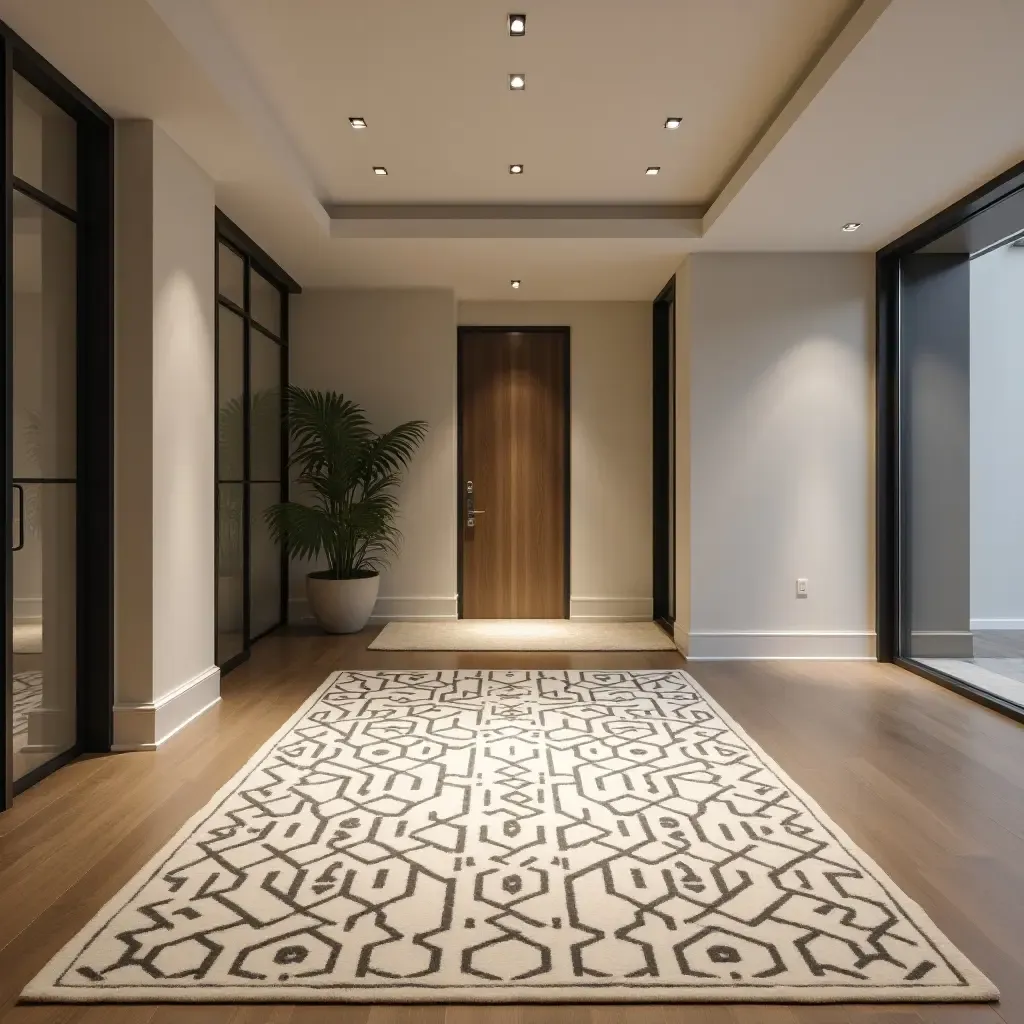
top-left (881, 163), bottom-right (1024, 719)
top-left (2, 23), bottom-right (114, 808)
top-left (215, 215), bottom-right (293, 673)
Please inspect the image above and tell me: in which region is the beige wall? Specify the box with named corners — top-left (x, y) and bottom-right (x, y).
top-left (459, 302), bottom-right (652, 620)
top-left (675, 253), bottom-right (875, 659)
top-left (289, 289), bottom-right (459, 620)
top-left (114, 120), bottom-right (219, 748)
top-left (287, 294), bottom-right (652, 621)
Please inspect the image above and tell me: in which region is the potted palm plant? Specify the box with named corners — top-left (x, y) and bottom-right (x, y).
top-left (265, 386), bottom-right (427, 633)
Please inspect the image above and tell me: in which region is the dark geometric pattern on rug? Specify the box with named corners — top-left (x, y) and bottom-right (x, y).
top-left (27, 670), bottom-right (994, 1003)
top-left (13, 671), bottom-right (43, 740)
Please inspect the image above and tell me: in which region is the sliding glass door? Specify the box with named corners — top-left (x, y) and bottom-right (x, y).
top-left (2, 26), bottom-right (114, 807)
top-left (879, 160), bottom-right (1024, 721)
top-left (11, 73), bottom-right (78, 785)
top-left (215, 216), bottom-right (292, 673)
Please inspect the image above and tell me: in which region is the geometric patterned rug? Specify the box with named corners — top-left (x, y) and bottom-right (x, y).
top-left (22, 670), bottom-right (997, 1004)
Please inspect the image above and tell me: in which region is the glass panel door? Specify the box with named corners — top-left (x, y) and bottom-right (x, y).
top-left (216, 305), bottom-right (245, 666)
top-left (249, 329), bottom-right (282, 638)
top-left (215, 229), bottom-right (287, 673)
top-left (10, 75), bottom-right (78, 783)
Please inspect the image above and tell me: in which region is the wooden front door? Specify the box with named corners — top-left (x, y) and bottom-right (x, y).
top-left (459, 328), bottom-right (568, 618)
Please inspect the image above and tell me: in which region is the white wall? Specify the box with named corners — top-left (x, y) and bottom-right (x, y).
top-left (675, 253), bottom-right (875, 659)
top-left (150, 126), bottom-right (217, 702)
top-left (460, 302), bottom-right (652, 620)
top-left (970, 244), bottom-right (1024, 629)
top-left (289, 290), bottom-right (459, 621)
top-left (113, 120), bottom-right (218, 748)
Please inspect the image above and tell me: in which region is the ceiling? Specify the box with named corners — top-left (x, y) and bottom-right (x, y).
top-left (212, 0), bottom-right (848, 204)
top-left (1, 0), bottom-right (1023, 299)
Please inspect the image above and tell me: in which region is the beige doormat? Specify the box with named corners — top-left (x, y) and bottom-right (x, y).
top-left (23, 670), bottom-right (996, 1004)
top-left (369, 619), bottom-right (677, 651)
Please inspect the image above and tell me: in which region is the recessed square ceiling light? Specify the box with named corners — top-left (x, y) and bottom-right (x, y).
top-left (511, 279), bottom-right (521, 289)
top-left (645, 166), bottom-right (660, 176)
top-left (842, 221), bottom-right (861, 232)
top-left (509, 163), bottom-right (524, 174)
top-left (664, 117), bottom-right (683, 130)
top-left (509, 73), bottom-right (526, 90)
top-left (373, 166), bottom-right (388, 175)
top-left (349, 117), bottom-right (367, 129)
top-left (508, 13), bottom-right (526, 35)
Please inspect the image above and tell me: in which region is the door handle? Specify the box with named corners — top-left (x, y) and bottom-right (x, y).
top-left (465, 480), bottom-right (485, 527)
top-left (13, 484), bottom-right (24, 552)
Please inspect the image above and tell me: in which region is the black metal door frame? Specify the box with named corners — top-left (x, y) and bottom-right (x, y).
top-left (0, 19), bottom-right (114, 808)
top-left (652, 275), bottom-right (675, 630)
top-left (214, 211), bottom-right (299, 677)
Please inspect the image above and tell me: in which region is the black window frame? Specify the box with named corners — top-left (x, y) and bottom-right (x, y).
top-left (877, 156), bottom-right (1024, 724)
top-left (214, 211), bottom-right (298, 676)
top-left (1, 19), bottom-right (114, 808)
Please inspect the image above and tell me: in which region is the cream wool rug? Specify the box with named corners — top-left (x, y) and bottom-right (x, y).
top-left (23, 670), bottom-right (996, 1004)
top-left (369, 620), bottom-right (677, 651)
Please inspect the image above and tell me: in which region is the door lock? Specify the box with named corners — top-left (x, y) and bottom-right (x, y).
top-left (465, 480), bottom-right (486, 528)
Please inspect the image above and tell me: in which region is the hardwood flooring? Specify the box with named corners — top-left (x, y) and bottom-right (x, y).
top-left (1, 628), bottom-right (1022, 1023)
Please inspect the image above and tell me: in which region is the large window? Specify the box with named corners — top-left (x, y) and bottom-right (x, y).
top-left (2, 26), bottom-right (114, 806)
top-left (215, 214), bottom-right (295, 672)
top-left (879, 160), bottom-right (1024, 721)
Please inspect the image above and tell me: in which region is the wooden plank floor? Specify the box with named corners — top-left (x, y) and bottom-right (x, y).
top-left (1, 628), bottom-right (1021, 1024)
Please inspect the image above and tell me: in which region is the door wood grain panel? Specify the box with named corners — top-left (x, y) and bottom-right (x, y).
top-left (460, 329), bottom-right (567, 618)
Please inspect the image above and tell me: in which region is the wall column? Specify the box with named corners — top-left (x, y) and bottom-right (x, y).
top-left (112, 120), bottom-right (219, 749)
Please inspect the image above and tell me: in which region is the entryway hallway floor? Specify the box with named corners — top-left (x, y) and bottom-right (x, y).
top-left (0, 627), bottom-right (1021, 1023)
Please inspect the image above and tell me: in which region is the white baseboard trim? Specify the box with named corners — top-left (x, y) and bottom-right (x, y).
top-left (673, 624), bottom-right (689, 658)
top-left (569, 597), bottom-right (653, 622)
top-left (369, 596), bottom-right (459, 624)
top-left (14, 597), bottom-right (41, 623)
top-left (113, 664), bottom-right (221, 751)
top-left (970, 618), bottom-right (1024, 631)
top-left (684, 630), bottom-right (877, 661)
top-left (908, 630), bottom-right (975, 659)
top-left (289, 595), bottom-right (459, 625)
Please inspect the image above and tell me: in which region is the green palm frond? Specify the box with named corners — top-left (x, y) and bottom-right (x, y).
top-left (265, 385), bottom-right (427, 578)
top-left (264, 502), bottom-right (340, 563)
top-left (358, 420), bottom-right (429, 484)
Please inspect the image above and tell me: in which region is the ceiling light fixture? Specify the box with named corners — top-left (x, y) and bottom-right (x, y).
top-left (511, 279), bottom-right (521, 289)
top-left (509, 73), bottom-right (526, 90)
top-left (509, 163), bottom-right (524, 174)
top-left (349, 117), bottom-right (367, 129)
top-left (841, 221), bottom-right (861, 232)
top-left (508, 13), bottom-right (526, 35)
top-left (373, 166), bottom-right (388, 175)
top-left (645, 166), bottom-right (660, 176)
top-left (664, 117), bottom-right (682, 130)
